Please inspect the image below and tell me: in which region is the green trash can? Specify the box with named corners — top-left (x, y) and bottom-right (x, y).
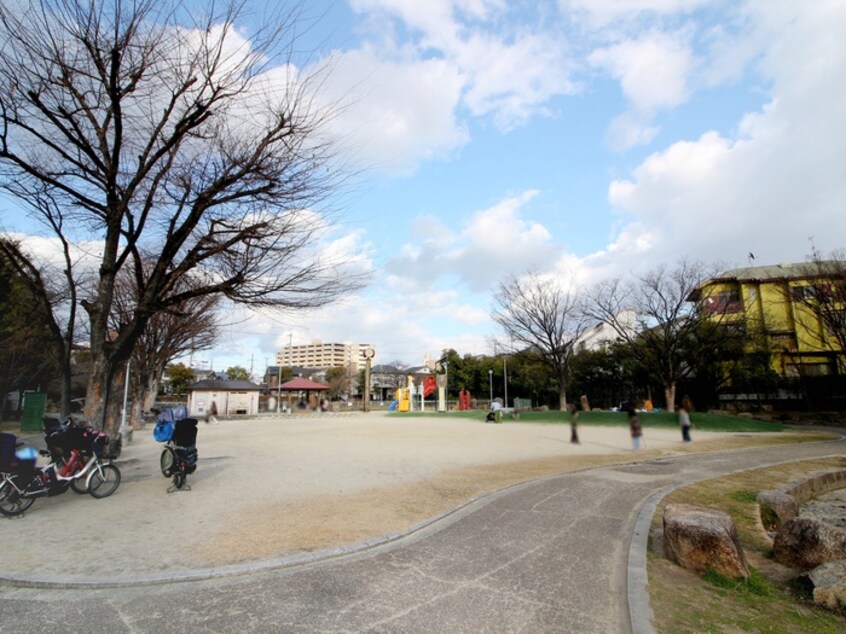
top-left (21, 392), bottom-right (47, 431)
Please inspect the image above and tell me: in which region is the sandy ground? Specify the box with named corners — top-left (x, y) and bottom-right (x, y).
top-left (0, 412), bottom-right (798, 580)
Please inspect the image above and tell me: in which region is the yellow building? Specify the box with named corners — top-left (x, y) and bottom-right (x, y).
top-left (691, 262), bottom-right (845, 378)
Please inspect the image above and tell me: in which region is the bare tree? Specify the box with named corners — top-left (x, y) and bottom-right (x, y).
top-left (0, 1), bottom-right (365, 431)
top-left (111, 269), bottom-right (220, 429)
top-left (492, 270), bottom-right (588, 410)
top-left (585, 260), bottom-right (732, 412)
top-left (792, 248), bottom-right (846, 373)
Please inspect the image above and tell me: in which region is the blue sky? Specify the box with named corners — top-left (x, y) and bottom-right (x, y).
top-left (4, 0), bottom-right (846, 376)
top-left (219, 0), bottom-right (845, 374)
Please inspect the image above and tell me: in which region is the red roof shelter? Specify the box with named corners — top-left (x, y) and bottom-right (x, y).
top-left (280, 378), bottom-right (330, 391)
top-left (278, 377), bottom-right (331, 411)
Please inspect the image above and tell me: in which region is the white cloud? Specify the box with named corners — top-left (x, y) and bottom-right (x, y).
top-left (563, 0), bottom-right (711, 25)
top-left (4, 233), bottom-right (103, 277)
top-left (315, 46), bottom-right (469, 174)
top-left (228, 288), bottom-right (494, 368)
top-left (605, 1), bottom-right (846, 268)
top-left (589, 31), bottom-right (693, 113)
top-left (605, 112), bottom-right (659, 151)
top-left (387, 190), bottom-right (558, 292)
top-left (349, 0), bottom-right (577, 134)
top-left (589, 29), bottom-right (694, 149)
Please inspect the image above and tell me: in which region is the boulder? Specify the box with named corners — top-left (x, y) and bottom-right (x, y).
top-left (797, 560), bottom-right (846, 610)
top-left (663, 504), bottom-right (749, 579)
top-left (757, 490), bottom-right (799, 531)
top-left (773, 517), bottom-right (846, 569)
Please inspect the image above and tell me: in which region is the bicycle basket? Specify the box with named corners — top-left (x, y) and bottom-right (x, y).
top-left (103, 433), bottom-right (122, 459)
top-left (91, 432), bottom-right (110, 457)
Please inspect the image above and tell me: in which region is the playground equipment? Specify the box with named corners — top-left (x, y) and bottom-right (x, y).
top-left (422, 376), bottom-right (436, 398)
top-left (393, 387), bottom-right (411, 412)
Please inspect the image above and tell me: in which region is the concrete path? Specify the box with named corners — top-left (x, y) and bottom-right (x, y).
top-left (1, 431), bottom-right (843, 633)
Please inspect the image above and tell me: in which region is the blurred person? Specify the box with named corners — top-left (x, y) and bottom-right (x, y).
top-left (628, 408), bottom-right (643, 450)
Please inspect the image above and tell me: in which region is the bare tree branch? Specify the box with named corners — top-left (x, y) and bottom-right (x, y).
top-left (585, 260), bottom-right (733, 412)
top-left (0, 1), bottom-right (366, 431)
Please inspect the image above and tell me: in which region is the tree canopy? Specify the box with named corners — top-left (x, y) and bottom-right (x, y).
top-left (0, 1), bottom-right (364, 429)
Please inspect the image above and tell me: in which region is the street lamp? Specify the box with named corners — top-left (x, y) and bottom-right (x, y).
top-left (488, 369), bottom-right (493, 405)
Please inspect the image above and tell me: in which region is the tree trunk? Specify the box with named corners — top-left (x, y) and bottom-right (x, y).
top-left (85, 357), bottom-right (128, 434)
top-left (559, 389), bottom-right (568, 412)
top-left (130, 371), bottom-right (160, 430)
top-left (57, 358), bottom-right (72, 418)
top-left (664, 382), bottom-right (677, 413)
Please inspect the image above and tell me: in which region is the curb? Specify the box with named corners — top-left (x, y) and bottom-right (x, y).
top-left (626, 433), bottom-right (846, 634)
top-left (0, 472), bottom-right (545, 590)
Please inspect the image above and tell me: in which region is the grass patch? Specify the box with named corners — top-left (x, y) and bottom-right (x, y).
top-left (728, 489), bottom-right (759, 504)
top-left (703, 566), bottom-right (773, 597)
top-left (649, 457), bottom-right (846, 633)
top-left (394, 409), bottom-right (788, 432)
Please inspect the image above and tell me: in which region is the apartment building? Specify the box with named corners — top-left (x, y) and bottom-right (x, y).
top-left (691, 262), bottom-right (845, 378)
top-left (276, 340), bottom-right (373, 371)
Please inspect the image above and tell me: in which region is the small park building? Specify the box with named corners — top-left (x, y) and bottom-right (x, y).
top-left (186, 379), bottom-right (261, 417)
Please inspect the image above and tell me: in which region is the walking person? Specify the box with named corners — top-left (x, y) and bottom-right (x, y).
top-left (679, 395), bottom-right (693, 443)
top-left (568, 403), bottom-right (580, 444)
top-left (628, 408), bottom-right (643, 450)
top-left (205, 401), bottom-right (218, 424)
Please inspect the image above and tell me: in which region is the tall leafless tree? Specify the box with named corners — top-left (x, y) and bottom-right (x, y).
top-left (492, 270), bottom-right (588, 410)
top-left (585, 260), bottom-right (732, 412)
top-left (0, 1), bottom-right (365, 431)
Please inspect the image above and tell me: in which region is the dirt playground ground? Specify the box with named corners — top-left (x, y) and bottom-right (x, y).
top-left (0, 412), bottom-right (800, 581)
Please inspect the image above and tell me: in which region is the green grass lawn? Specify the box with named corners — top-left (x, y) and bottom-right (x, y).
top-left (392, 409), bottom-right (787, 432)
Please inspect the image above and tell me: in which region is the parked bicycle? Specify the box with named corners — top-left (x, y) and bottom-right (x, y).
top-left (154, 408), bottom-right (198, 492)
top-left (0, 423), bottom-right (122, 517)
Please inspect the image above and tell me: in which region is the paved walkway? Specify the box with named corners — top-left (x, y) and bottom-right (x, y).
top-left (1, 430), bottom-right (843, 633)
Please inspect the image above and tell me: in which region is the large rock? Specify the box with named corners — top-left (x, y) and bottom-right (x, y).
top-left (797, 560), bottom-right (846, 610)
top-left (773, 517), bottom-right (846, 569)
top-left (757, 490), bottom-right (798, 531)
top-left (663, 504), bottom-right (750, 579)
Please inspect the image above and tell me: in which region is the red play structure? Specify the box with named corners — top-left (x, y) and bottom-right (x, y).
top-left (458, 388), bottom-right (471, 410)
top-left (423, 375), bottom-right (437, 397)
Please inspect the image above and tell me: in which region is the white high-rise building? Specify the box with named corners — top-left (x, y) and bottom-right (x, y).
top-left (276, 339), bottom-right (372, 371)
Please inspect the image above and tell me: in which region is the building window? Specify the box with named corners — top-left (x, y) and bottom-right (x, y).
top-left (704, 290), bottom-right (742, 315)
top-left (791, 284), bottom-right (831, 301)
top-left (792, 285), bottom-right (813, 300)
top-left (786, 362), bottom-right (833, 377)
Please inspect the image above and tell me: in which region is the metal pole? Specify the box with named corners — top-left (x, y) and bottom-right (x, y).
top-left (276, 369), bottom-right (282, 414)
top-left (120, 359), bottom-right (131, 442)
top-left (444, 360), bottom-right (449, 411)
top-left (488, 369), bottom-right (493, 404)
top-left (503, 354), bottom-right (508, 410)
top-left (364, 356), bottom-right (372, 412)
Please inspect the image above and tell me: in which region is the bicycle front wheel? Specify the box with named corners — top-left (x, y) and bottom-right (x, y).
top-left (87, 464), bottom-right (121, 498)
top-left (160, 447), bottom-right (175, 477)
top-left (0, 478), bottom-right (35, 516)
